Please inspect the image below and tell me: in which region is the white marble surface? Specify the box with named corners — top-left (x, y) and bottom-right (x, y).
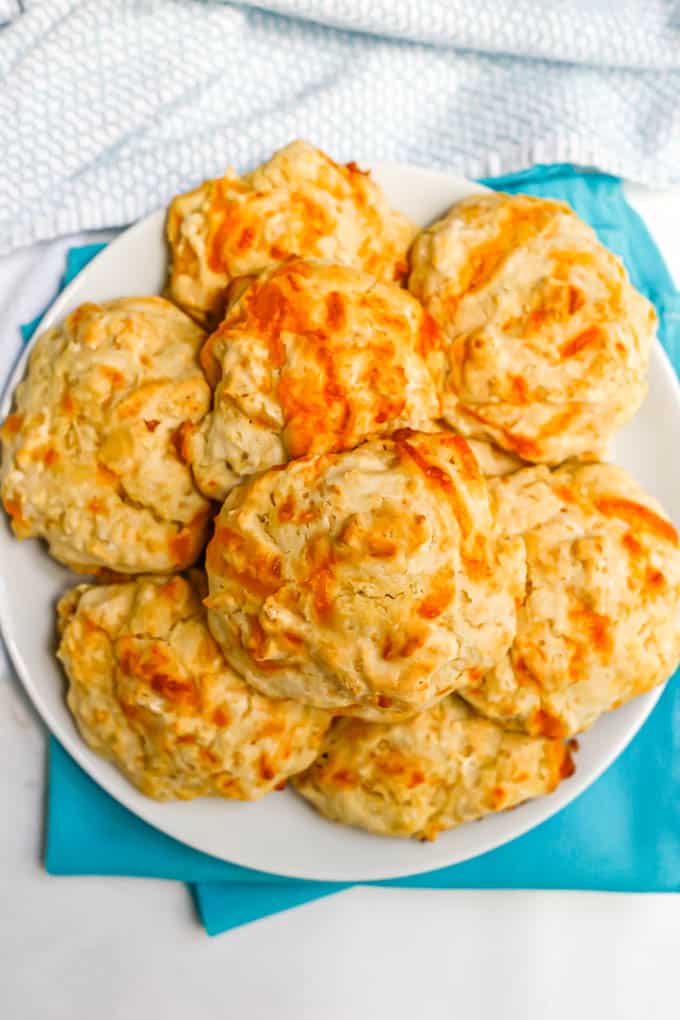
top-left (1, 185), bottom-right (680, 1019)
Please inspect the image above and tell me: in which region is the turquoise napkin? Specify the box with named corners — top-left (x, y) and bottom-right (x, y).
top-left (34, 166), bottom-right (680, 936)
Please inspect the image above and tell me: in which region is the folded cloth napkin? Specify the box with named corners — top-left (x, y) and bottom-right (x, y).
top-left (1, 0), bottom-right (679, 254)
top-left (0, 1), bottom-right (21, 27)
top-left (36, 165), bottom-right (680, 935)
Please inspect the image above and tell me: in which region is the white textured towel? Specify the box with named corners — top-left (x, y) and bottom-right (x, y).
top-left (1, 0), bottom-right (679, 254)
top-left (0, 2), bottom-right (20, 27)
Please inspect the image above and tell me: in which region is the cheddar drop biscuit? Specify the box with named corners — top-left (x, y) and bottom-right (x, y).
top-left (409, 193), bottom-right (655, 463)
top-left (58, 574), bottom-right (331, 800)
top-left (1, 298), bottom-right (212, 574)
top-left (464, 438), bottom-right (524, 478)
top-left (186, 259), bottom-right (443, 501)
top-left (461, 462), bottom-right (680, 737)
top-left (205, 430), bottom-right (525, 720)
top-left (167, 140), bottom-right (416, 327)
top-left (293, 697), bottom-right (573, 840)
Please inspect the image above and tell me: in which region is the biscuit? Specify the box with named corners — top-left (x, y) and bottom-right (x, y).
top-left (409, 193), bottom-right (656, 463)
top-left (461, 462), bottom-right (680, 737)
top-left (57, 573), bottom-right (331, 800)
top-left (293, 697), bottom-right (573, 840)
top-left (1, 298), bottom-right (212, 574)
top-left (205, 430), bottom-right (525, 720)
top-left (464, 438), bottom-right (525, 478)
top-left (167, 140), bottom-right (417, 327)
top-left (186, 259), bottom-right (443, 501)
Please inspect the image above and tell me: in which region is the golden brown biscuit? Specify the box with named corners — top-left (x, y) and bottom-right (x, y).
top-left (464, 438), bottom-right (525, 478)
top-left (293, 697), bottom-right (573, 840)
top-left (461, 462), bottom-right (680, 737)
top-left (57, 573), bottom-right (331, 800)
top-left (185, 259), bottom-right (443, 501)
top-left (0, 298), bottom-right (212, 574)
top-left (167, 139), bottom-right (417, 327)
top-left (409, 193), bottom-right (656, 463)
top-left (205, 430), bottom-right (525, 720)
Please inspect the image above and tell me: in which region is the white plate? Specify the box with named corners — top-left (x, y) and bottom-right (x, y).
top-left (1, 163), bottom-right (679, 882)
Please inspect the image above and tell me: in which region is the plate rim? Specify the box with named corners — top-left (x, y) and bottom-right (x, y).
top-left (0, 162), bottom-right (675, 881)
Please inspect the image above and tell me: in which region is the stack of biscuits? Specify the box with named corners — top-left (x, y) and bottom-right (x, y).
top-left (2, 140), bottom-right (679, 842)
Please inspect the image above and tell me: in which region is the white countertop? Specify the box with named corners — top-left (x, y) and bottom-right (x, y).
top-left (1, 185), bottom-right (680, 1020)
